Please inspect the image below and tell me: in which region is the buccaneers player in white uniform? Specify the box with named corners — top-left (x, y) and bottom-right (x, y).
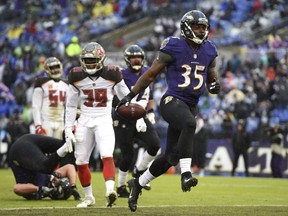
top-left (32, 57), bottom-right (69, 139)
top-left (65, 42), bottom-right (129, 208)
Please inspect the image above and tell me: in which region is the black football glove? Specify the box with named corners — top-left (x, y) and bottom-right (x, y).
top-left (70, 185), bottom-right (82, 200)
top-left (207, 80), bottom-right (220, 94)
top-left (115, 92), bottom-right (135, 111)
top-left (38, 186), bottom-right (57, 199)
top-left (48, 178), bottom-right (81, 200)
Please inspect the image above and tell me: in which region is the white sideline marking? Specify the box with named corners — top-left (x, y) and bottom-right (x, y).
top-left (1, 205), bottom-right (288, 211)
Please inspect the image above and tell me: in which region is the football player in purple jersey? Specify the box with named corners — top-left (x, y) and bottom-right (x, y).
top-left (117, 10), bottom-right (221, 212)
top-left (64, 42), bottom-right (130, 208)
top-left (113, 45), bottom-right (161, 198)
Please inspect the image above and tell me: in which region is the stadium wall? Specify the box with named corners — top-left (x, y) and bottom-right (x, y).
top-left (206, 139), bottom-right (288, 178)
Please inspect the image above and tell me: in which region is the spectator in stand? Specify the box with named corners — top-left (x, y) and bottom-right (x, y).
top-left (0, 127), bottom-right (12, 168)
top-left (0, 37), bottom-right (14, 55)
top-left (7, 23), bottom-right (24, 40)
top-left (222, 71), bottom-right (236, 92)
top-left (233, 99), bottom-right (250, 120)
top-left (65, 36), bottom-right (82, 59)
top-left (219, 0), bottom-right (236, 21)
top-left (243, 86), bottom-right (257, 112)
top-left (246, 111), bottom-right (260, 136)
top-left (6, 110), bottom-right (29, 144)
top-left (0, 113), bottom-right (9, 130)
top-left (274, 78), bottom-right (288, 108)
top-left (226, 52), bottom-right (242, 74)
top-left (268, 33), bottom-right (283, 49)
top-left (33, 56), bottom-right (47, 76)
top-left (208, 109), bottom-right (223, 135)
top-left (122, 0), bottom-right (143, 23)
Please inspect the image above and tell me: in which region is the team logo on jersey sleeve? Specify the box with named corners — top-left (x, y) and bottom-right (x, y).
top-left (160, 38), bottom-right (170, 49)
top-left (164, 96), bottom-right (173, 104)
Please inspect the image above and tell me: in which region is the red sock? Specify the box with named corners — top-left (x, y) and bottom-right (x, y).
top-left (102, 157), bottom-right (115, 181)
top-left (77, 164), bottom-right (91, 187)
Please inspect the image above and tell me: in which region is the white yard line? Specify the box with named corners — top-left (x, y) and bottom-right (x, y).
top-left (1, 204), bottom-right (288, 211)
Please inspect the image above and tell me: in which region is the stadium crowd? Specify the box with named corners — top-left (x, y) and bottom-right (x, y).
top-left (0, 0), bottom-right (288, 170)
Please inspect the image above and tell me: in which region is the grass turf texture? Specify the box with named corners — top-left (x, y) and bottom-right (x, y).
top-left (0, 169), bottom-right (288, 215)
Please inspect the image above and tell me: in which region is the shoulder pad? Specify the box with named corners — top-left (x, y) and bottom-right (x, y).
top-left (160, 37), bottom-right (180, 50)
top-left (34, 77), bottom-right (51, 88)
top-left (204, 40), bottom-right (218, 57)
top-left (101, 65), bottom-right (122, 83)
top-left (160, 37), bottom-right (183, 57)
top-left (68, 67), bottom-right (88, 84)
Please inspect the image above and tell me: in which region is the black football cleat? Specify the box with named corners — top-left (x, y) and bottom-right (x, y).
top-left (117, 185), bottom-right (130, 198)
top-left (127, 178), bottom-right (142, 212)
top-left (181, 175), bottom-right (198, 192)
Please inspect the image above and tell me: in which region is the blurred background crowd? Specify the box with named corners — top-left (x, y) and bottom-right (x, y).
top-left (0, 0), bottom-right (288, 175)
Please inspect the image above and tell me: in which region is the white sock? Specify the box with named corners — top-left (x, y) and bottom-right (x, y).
top-left (56, 143), bottom-right (67, 157)
top-left (118, 169), bottom-right (128, 187)
top-left (83, 185), bottom-right (93, 197)
top-left (135, 147), bottom-right (145, 168)
top-left (105, 180), bottom-right (115, 196)
top-left (139, 169), bottom-right (155, 187)
top-left (136, 151), bottom-right (155, 171)
top-left (179, 158), bottom-right (192, 174)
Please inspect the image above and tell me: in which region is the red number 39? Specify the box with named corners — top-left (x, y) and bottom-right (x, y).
top-left (82, 89), bottom-right (107, 107)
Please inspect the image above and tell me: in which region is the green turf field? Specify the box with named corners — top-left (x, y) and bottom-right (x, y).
top-left (1, 169), bottom-right (288, 215)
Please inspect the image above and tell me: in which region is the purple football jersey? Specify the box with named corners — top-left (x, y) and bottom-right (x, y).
top-left (160, 36), bottom-right (218, 105)
top-left (122, 66), bottom-right (151, 102)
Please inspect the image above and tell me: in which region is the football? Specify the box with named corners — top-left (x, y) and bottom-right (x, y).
top-left (116, 103), bottom-right (146, 120)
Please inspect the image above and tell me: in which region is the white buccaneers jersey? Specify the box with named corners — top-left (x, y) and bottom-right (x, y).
top-left (65, 66), bottom-right (129, 129)
top-left (32, 77), bottom-right (69, 126)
